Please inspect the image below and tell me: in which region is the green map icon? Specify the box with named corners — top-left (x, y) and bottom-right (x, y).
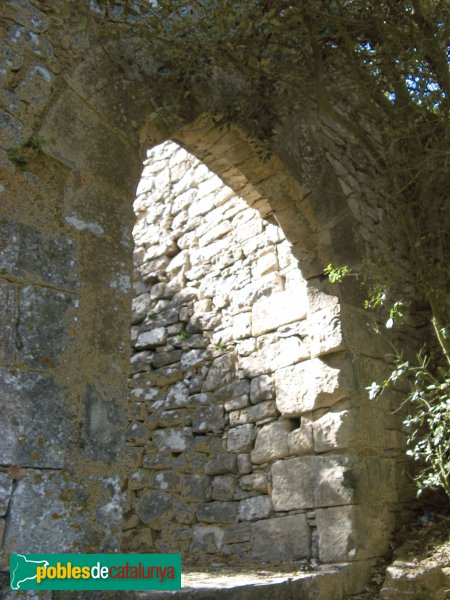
top-left (10, 554), bottom-right (49, 590)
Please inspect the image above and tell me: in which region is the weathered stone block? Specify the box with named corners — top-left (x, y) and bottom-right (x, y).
top-left (250, 374), bottom-right (274, 404)
top-left (2, 471), bottom-right (87, 560)
top-left (126, 421), bottom-right (149, 445)
top-left (157, 409), bottom-right (191, 428)
top-left (205, 454), bottom-right (237, 475)
top-left (238, 495), bottom-right (272, 521)
top-left (310, 304), bottom-right (390, 359)
top-left (239, 472), bottom-right (268, 493)
top-left (192, 526), bottom-right (224, 553)
top-left (196, 501), bottom-right (237, 524)
top-left (123, 528), bottom-right (153, 553)
top-left (42, 89), bottom-right (140, 188)
top-left (251, 287), bottom-right (308, 336)
top-left (223, 522), bottom-right (252, 544)
top-left (237, 453), bottom-right (252, 475)
top-left (288, 419), bottom-right (314, 455)
top-left (275, 354), bottom-right (356, 416)
top-left (192, 405), bottom-right (225, 433)
top-left (83, 384), bottom-right (126, 462)
top-left (232, 312), bottom-right (252, 339)
top-left (192, 436), bottom-right (223, 454)
top-left (308, 303), bottom-right (346, 356)
top-left (0, 109), bottom-right (31, 150)
top-left (152, 428), bottom-right (193, 452)
top-left (229, 273), bottom-right (284, 313)
top-left (143, 449), bottom-right (182, 471)
top-left (0, 220), bottom-right (79, 289)
top-left (180, 349), bottom-right (207, 369)
top-left (135, 327), bottom-right (167, 349)
top-left (131, 293), bottom-right (151, 324)
top-left (137, 491), bottom-right (172, 526)
top-left (271, 455), bottom-right (354, 510)
top-left (153, 470), bottom-right (182, 492)
top-left (251, 420), bottom-right (294, 465)
top-left (180, 475), bottom-right (212, 503)
top-left (16, 64), bottom-right (53, 107)
top-left (152, 349), bottom-right (182, 368)
top-left (146, 366), bottom-right (185, 389)
top-left (128, 470), bottom-right (152, 491)
top-left (227, 424), bottom-right (255, 452)
top-left (17, 286), bottom-right (79, 370)
top-left (0, 280), bottom-right (17, 365)
top-left (130, 350), bottom-right (153, 373)
top-left (212, 475), bottom-right (236, 501)
top-left (316, 504), bottom-right (393, 562)
top-left (251, 249), bottom-right (279, 279)
top-left (0, 474), bottom-right (13, 516)
top-left (224, 394), bottom-right (249, 412)
top-left (381, 560), bottom-right (449, 599)
top-left (248, 401), bottom-right (279, 423)
top-left (164, 382), bottom-right (191, 408)
top-left (313, 410), bottom-right (356, 452)
top-left (252, 515), bottom-right (311, 560)
top-left (240, 336), bottom-right (309, 377)
top-left (213, 379), bottom-right (250, 402)
top-left (203, 353), bottom-right (237, 391)
top-left (352, 458), bottom-right (399, 504)
top-left (0, 369), bottom-right (69, 468)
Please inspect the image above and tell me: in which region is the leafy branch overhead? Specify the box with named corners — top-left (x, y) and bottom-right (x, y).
top-left (119, 0), bottom-right (450, 358)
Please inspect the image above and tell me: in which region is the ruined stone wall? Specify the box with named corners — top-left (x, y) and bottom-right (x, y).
top-left (0, 1), bottom-right (416, 593)
top-left (123, 141), bottom-right (408, 567)
top-left (0, 0), bottom-right (141, 567)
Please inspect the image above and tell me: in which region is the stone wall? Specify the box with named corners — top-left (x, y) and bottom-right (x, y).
top-left (123, 141), bottom-right (407, 568)
top-left (0, 1), bottom-right (417, 593)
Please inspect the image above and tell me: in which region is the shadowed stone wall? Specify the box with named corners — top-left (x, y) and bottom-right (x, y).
top-left (0, 0), bottom-right (416, 593)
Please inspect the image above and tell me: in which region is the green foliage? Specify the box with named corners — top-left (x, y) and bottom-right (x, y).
top-left (23, 134), bottom-right (43, 151)
top-left (215, 341), bottom-right (227, 351)
top-left (385, 301), bottom-right (409, 329)
top-left (177, 330), bottom-right (191, 341)
top-left (7, 134), bottom-right (43, 168)
top-left (147, 309), bottom-right (157, 319)
top-left (7, 147), bottom-right (28, 168)
top-left (324, 263), bottom-right (351, 284)
top-left (368, 354), bottom-right (450, 500)
top-left (326, 257), bottom-right (449, 501)
top-left (363, 285), bottom-right (386, 311)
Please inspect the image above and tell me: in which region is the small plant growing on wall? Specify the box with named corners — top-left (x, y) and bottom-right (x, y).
top-left (177, 330), bottom-right (191, 341)
top-left (7, 147), bottom-right (28, 168)
top-left (215, 341), bottom-right (228, 351)
top-left (7, 134), bottom-right (43, 169)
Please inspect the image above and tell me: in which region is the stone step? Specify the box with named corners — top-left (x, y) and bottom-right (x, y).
top-left (135, 565), bottom-right (353, 600)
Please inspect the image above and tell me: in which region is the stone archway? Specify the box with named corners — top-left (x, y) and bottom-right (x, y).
top-left (120, 139), bottom-right (401, 574)
top-left (0, 4), bottom-right (410, 593)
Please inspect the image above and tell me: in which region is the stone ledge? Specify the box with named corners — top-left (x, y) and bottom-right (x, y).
top-left (133, 563), bottom-right (357, 599)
